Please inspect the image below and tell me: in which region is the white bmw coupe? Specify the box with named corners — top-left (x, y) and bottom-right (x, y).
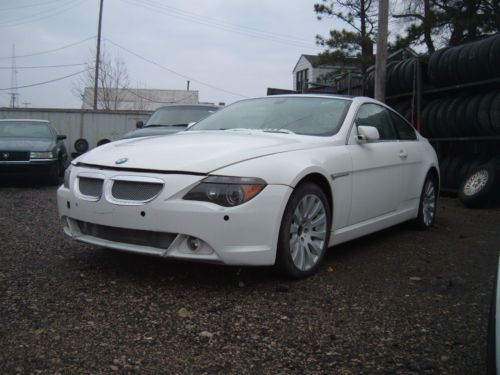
top-left (58, 95), bottom-right (439, 278)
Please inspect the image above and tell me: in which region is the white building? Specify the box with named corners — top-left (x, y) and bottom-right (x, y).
top-left (82, 88), bottom-right (199, 111)
top-left (292, 54), bottom-right (360, 91)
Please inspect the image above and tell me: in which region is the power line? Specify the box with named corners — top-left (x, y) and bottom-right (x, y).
top-left (0, 63), bottom-right (86, 69)
top-left (128, 0), bottom-right (314, 44)
top-left (0, 36), bottom-right (95, 60)
top-left (0, 0), bottom-right (86, 28)
top-left (0, 0), bottom-right (67, 12)
top-left (0, 68), bottom-right (90, 91)
top-left (121, 0), bottom-right (321, 51)
top-left (105, 38), bottom-right (249, 99)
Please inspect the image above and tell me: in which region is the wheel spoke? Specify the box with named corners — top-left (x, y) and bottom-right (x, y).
top-left (311, 212), bottom-right (326, 227)
top-left (310, 229), bottom-right (326, 240)
top-left (308, 240), bottom-right (323, 256)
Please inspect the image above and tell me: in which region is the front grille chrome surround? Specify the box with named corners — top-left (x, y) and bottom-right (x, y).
top-left (76, 172), bottom-right (105, 201)
top-left (106, 175), bottom-right (164, 206)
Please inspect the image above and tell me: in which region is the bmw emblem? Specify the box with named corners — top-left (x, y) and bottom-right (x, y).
top-left (115, 157), bottom-right (128, 165)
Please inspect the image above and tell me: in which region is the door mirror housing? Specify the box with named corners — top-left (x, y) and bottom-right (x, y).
top-left (57, 134), bottom-right (67, 141)
top-left (136, 120), bottom-right (144, 128)
top-left (357, 125), bottom-right (380, 142)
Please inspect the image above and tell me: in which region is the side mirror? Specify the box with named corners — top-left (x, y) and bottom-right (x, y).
top-left (57, 134), bottom-right (67, 140)
top-left (136, 120), bottom-right (144, 128)
top-left (357, 125), bottom-right (380, 142)
top-left (186, 122), bottom-right (196, 129)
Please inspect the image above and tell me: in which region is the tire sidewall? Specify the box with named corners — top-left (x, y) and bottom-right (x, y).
top-left (276, 182), bottom-right (331, 279)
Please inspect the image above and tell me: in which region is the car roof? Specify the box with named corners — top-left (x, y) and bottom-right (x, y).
top-left (265, 93), bottom-right (355, 101)
top-left (155, 104), bottom-right (220, 110)
top-left (0, 119), bottom-right (50, 123)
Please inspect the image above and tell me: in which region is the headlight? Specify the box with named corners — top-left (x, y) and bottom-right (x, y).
top-left (183, 176), bottom-right (266, 207)
top-left (30, 151), bottom-right (54, 159)
top-left (63, 165), bottom-right (73, 189)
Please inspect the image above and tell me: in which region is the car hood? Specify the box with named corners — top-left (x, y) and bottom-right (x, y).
top-left (121, 126), bottom-right (187, 139)
top-left (76, 130), bottom-right (330, 174)
top-left (0, 137), bottom-right (54, 151)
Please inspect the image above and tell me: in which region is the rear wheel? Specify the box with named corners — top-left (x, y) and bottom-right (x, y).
top-left (414, 173), bottom-right (438, 230)
top-left (276, 182), bottom-right (331, 279)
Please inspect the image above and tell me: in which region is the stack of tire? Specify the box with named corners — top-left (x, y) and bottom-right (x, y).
top-left (420, 90), bottom-right (500, 138)
top-left (428, 34), bottom-right (500, 86)
top-left (366, 58), bottom-right (418, 96)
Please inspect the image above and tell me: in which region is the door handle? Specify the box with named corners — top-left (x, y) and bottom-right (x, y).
top-left (399, 150), bottom-right (408, 159)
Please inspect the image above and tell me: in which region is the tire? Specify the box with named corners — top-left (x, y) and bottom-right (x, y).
top-left (276, 182), bottom-right (331, 279)
top-left (458, 161), bottom-right (498, 207)
top-left (478, 92), bottom-right (496, 135)
top-left (490, 92), bottom-right (500, 135)
top-left (414, 173), bottom-right (438, 230)
top-left (48, 159), bottom-right (61, 185)
top-left (489, 35), bottom-right (500, 77)
top-left (74, 138), bottom-right (89, 153)
top-left (428, 48), bottom-right (447, 85)
top-left (458, 42), bottom-right (474, 83)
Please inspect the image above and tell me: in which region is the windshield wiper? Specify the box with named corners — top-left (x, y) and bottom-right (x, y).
top-left (262, 129), bottom-right (296, 135)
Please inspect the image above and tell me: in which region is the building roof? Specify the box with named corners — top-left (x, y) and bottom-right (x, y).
top-left (293, 54), bottom-right (361, 73)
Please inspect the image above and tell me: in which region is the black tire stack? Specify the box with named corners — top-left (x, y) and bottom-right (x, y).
top-left (365, 34), bottom-right (500, 207)
top-left (420, 91), bottom-right (500, 138)
top-left (422, 34), bottom-right (500, 207)
top-left (428, 34), bottom-right (500, 86)
top-left (366, 58), bottom-right (418, 96)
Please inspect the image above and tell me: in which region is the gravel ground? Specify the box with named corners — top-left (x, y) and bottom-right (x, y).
top-left (1, 182), bottom-right (499, 374)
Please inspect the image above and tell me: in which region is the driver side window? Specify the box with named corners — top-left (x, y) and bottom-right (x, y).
top-left (355, 103), bottom-right (397, 141)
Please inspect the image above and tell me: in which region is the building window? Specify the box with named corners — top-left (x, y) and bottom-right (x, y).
top-left (296, 69), bottom-right (308, 91)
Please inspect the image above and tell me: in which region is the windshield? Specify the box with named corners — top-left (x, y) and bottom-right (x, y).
top-left (145, 106), bottom-right (218, 127)
top-left (0, 122), bottom-right (53, 139)
top-left (190, 97), bottom-right (351, 136)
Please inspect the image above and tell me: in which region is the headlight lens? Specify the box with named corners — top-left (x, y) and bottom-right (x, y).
top-left (30, 151), bottom-right (54, 159)
top-left (63, 165), bottom-right (73, 189)
top-left (183, 176), bottom-right (266, 207)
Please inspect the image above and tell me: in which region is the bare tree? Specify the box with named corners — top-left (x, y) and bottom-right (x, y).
top-left (73, 47), bottom-right (130, 110)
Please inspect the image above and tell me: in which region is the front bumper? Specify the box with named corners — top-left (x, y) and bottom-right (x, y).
top-left (0, 159), bottom-right (57, 175)
top-left (57, 167), bottom-right (292, 266)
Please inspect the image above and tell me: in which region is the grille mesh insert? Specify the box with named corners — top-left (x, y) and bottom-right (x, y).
top-left (112, 180), bottom-right (163, 201)
top-left (76, 220), bottom-right (175, 249)
top-left (0, 151), bottom-right (29, 161)
top-left (79, 177), bottom-right (103, 198)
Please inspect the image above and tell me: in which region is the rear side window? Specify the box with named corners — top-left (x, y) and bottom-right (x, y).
top-left (355, 103), bottom-right (397, 140)
top-left (389, 111), bottom-right (417, 140)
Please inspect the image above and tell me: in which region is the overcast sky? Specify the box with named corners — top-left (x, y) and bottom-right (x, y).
top-left (0, 0), bottom-right (339, 109)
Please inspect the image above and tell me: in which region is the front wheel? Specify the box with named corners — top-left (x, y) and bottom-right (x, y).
top-left (414, 173), bottom-right (438, 230)
top-left (276, 182), bottom-right (331, 279)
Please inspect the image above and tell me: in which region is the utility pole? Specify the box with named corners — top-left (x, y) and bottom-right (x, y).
top-left (374, 0), bottom-right (389, 102)
top-left (93, 0), bottom-right (104, 110)
top-left (9, 44), bottom-right (19, 108)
